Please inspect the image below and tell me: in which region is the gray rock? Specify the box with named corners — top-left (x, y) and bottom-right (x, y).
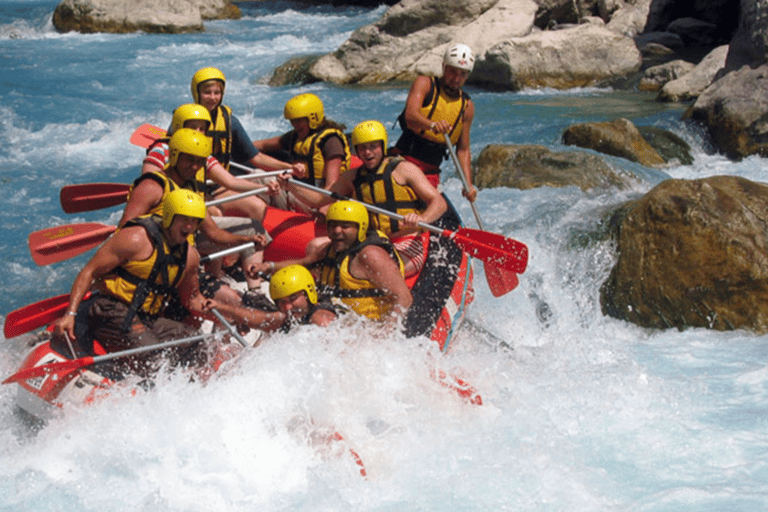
top-left (562, 118), bottom-right (666, 167)
top-left (52, 0), bottom-right (239, 34)
top-left (657, 44), bottom-right (727, 102)
top-left (473, 143), bottom-right (638, 192)
top-left (686, 64), bottom-right (768, 160)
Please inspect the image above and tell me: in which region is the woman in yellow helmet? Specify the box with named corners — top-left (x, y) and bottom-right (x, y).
top-left (254, 93), bottom-right (351, 189)
top-left (189, 67), bottom-right (306, 187)
top-left (143, 103), bottom-right (271, 221)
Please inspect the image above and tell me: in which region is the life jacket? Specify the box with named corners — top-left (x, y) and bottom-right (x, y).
top-left (317, 230), bottom-right (405, 320)
top-left (352, 156), bottom-right (425, 235)
top-left (288, 127), bottom-right (351, 187)
top-left (127, 171), bottom-right (203, 243)
top-left (208, 104), bottom-right (233, 170)
top-left (394, 77), bottom-right (470, 170)
top-left (96, 215), bottom-right (189, 331)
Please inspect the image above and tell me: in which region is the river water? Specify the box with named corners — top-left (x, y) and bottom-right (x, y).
top-left (1, 1), bottom-right (767, 510)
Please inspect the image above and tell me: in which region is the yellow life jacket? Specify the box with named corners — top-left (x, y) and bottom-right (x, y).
top-left (97, 215), bottom-right (189, 330)
top-left (394, 77), bottom-right (470, 169)
top-left (289, 126), bottom-right (351, 187)
top-left (317, 230), bottom-right (405, 320)
top-left (208, 104), bottom-right (234, 169)
top-left (352, 156), bottom-right (425, 236)
top-left (128, 171), bottom-right (203, 244)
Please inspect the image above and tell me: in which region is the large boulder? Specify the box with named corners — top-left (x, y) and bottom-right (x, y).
top-left (685, 64), bottom-right (768, 159)
top-left (601, 175), bottom-right (768, 333)
top-left (52, 0), bottom-right (239, 34)
top-left (723, 0), bottom-right (768, 72)
top-left (473, 144), bottom-right (639, 192)
top-left (657, 44), bottom-right (727, 102)
top-left (305, 0), bottom-right (651, 89)
top-left (562, 118), bottom-right (667, 167)
top-left (472, 23), bottom-right (641, 90)
top-left (309, 0), bottom-right (538, 85)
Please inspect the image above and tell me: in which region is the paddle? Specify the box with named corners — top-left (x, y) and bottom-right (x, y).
top-left (130, 123), bottom-right (364, 179)
top-left (60, 183), bottom-right (131, 213)
top-left (444, 135), bottom-right (520, 297)
top-left (2, 331), bottom-right (222, 385)
top-left (29, 222), bottom-right (117, 266)
top-left (4, 292), bottom-right (90, 339)
top-left (60, 173), bottom-right (282, 214)
top-left (5, 242), bottom-right (257, 340)
top-left (33, 187), bottom-right (269, 266)
top-left (288, 178), bottom-right (528, 274)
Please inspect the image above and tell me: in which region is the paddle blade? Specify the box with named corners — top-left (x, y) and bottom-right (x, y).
top-left (2, 356), bottom-right (94, 385)
top-left (60, 183), bottom-right (130, 213)
top-left (450, 228), bottom-right (528, 274)
top-left (29, 223), bottom-right (116, 266)
top-left (130, 123), bottom-right (166, 149)
top-left (484, 263), bottom-right (519, 297)
top-left (4, 294), bottom-right (70, 338)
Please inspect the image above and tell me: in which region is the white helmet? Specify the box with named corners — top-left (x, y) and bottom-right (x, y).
top-left (443, 43), bottom-right (475, 72)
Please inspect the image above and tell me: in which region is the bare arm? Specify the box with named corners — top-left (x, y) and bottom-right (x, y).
top-left (352, 245), bottom-right (413, 317)
top-left (52, 227), bottom-right (149, 340)
top-left (118, 179), bottom-right (164, 227)
top-left (393, 162), bottom-right (447, 235)
top-left (177, 249), bottom-right (286, 331)
top-left (403, 75), bottom-right (438, 134)
top-left (253, 134), bottom-right (282, 153)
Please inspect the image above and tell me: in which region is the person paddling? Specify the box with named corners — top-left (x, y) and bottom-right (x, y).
top-left (393, 43), bottom-right (478, 203)
top-left (268, 264), bottom-right (342, 330)
top-left (145, 103), bottom-right (273, 222)
top-left (123, 128), bottom-right (271, 296)
top-left (51, 190), bottom-right (285, 377)
top-left (253, 93), bottom-right (351, 214)
top-left (280, 120), bottom-right (446, 277)
top-left (190, 67), bottom-right (306, 177)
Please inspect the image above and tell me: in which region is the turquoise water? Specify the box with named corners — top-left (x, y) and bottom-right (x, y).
top-left (1, 1), bottom-right (767, 510)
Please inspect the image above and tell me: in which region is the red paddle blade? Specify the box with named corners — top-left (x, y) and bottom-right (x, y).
top-left (60, 183), bottom-right (130, 213)
top-left (450, 228), bottom-right (528, 274)
top-left (484, 263), bottom-right (519, 297)
top-left (2, 356), bottom-right (95, 385)
top-left (29, 223), bottom-right (116, 266)
top-left (130, 123), bottom-right (166, 149)
top-left (4, 294), bottom-right (70, 338)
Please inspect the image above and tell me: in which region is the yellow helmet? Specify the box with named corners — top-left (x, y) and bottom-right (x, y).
top-left (325, 200), bottom-right (369, 242)
top-left (269, 264), bottom-right (318, 305)
top-left (171, 103), bottom-right (212, 134)
top-left (351, 120), bottom-right (387, 151)
top-left (162, 189), bottom-right (206, 229)
top-left (169, 128), bottom-right (212, 167)
top-left (284, 93), bottom-right (324, 130)
top-left (190, 67), bottom-right (226, 104)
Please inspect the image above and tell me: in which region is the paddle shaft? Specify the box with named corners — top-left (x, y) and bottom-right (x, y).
top-left (210, 308), bottom-right (249, 348)
top-left (287, 179), bottom-right (448, 238)
top-left (2, 331), bottom-right (223, 385)
top-left (444, 134), bottom-right (484, 230)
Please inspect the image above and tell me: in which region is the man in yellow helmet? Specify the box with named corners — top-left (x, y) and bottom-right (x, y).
top-left (267, 264), bottom-right (341, 329)
top-left (123, 128), bottom-right (270, 297)
top-left (253, 93), bottom-right (351, 213)
top-left (281, 120), bottom-right (447, 277)
top-left (393, 43), bottom-right (478, 202)
top-left (52, 190), bottom-right (286, 376)
top-left (190, 67), bottom-right (305, 178)
top-left (317, 201), bottom-right (412, 321)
